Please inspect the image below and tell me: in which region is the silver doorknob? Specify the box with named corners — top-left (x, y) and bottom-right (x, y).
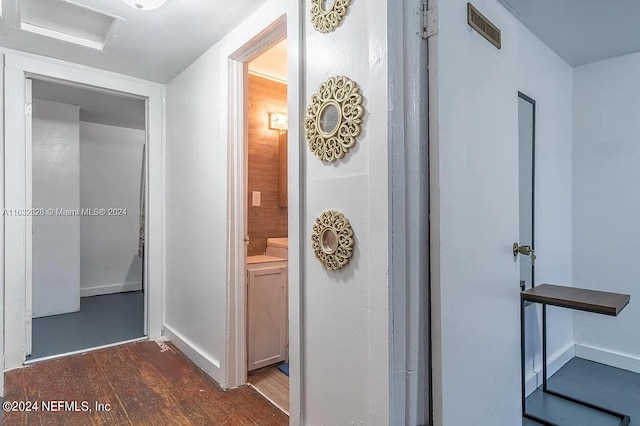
top-left (513, 243), bottom-right (533, 257)
top-left (513, 242), bottom-right (536, 265)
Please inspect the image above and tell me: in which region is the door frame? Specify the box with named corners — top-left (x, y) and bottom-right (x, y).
top-left (387, 0), bottom-right (432, 424)
top-left (3, 52), bottom-right (166, 370)
top-left (24, 77), bottom-right (33, 357)
top-left (517, 90), bottom-right (539, 399)
top-left (517, 91), bottom-right (536, 289)
top-left (225, 11), bottom-right (304, 421)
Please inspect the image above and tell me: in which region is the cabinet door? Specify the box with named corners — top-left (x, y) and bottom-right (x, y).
top-left (247, 266), bottom-right (287, 371)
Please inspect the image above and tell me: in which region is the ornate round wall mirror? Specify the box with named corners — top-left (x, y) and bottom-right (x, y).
top-left (312, 210), bottom-right (355, 271)
top-left (305, 76), bottom-right (364, 162)
top-left (311, 0), bottom-right (351, 33)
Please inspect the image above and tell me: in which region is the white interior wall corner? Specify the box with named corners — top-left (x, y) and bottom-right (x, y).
top-left (572, 51), bottom-right (640, 366)
top-left (79, 122), bottom-right (145, 295)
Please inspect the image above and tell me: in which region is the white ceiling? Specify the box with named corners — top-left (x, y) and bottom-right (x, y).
top-left (249, 39), bottom-right (287, 83)
top-left (499, 0), bottom-right (640, 67)
top-left (33, 79), bottom-right (146, 130)
top-left (0, 0), bottom-right (270, 83)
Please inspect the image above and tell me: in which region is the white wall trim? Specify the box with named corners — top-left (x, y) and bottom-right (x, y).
top-left (0, 53), bottom-right (5, 396)
top-left (226, 54), bottom-right (247, 390)
top-left (80, 282), bottom-right (143, 298)
top-left (388, 1), bottom-right (430, 425)
top-left (3, 51), bottom-right (165, 370)
top-left (284, 6), bottom-right (303, 423)
top-left (163, 324), bottom-right (223, 383)
top-left (575, 343), bottom-right (640, 375)
top-left (525, 342), bottom-right (575, 396)
top-left (428, 0), bottom-right (442, 423)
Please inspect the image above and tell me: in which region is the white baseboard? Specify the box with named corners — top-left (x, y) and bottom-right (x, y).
top-left (162, 324), bottom-right (224, 386)
top-left (524, 370), bottom-right (538, 397)
top-left (575, 343), bottom-right (640, 374)
top-left (80, 281), bottom-right (142, 298)
top-left (525, 342), bottom-right (575, 396)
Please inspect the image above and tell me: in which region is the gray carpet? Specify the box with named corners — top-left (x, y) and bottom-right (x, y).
top-left (524, 357), bottom-right (640, 425)
top-left (27, 291), bottom-right (145, 360)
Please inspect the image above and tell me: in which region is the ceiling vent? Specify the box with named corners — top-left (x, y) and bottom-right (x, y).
top-left (20, 0), bottom-right (120, 50)
top-left (467, 2), bottom-right (502, 49)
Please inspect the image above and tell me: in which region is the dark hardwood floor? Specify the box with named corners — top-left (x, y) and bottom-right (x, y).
top-left (4, 340), bottom-right (288, 425)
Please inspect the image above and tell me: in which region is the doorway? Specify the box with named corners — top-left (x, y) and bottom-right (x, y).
top-left (226, 13), bottom-right (301, 418)
top-left (243, 39), bottom-right (290, 414)
top-left (3, 53), bottom-right (164, 374)
top-left (25, 78), bottom-right (147, 362)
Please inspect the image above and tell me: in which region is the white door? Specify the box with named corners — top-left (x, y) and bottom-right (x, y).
top-left (429, 30), bottom-right (524, 423)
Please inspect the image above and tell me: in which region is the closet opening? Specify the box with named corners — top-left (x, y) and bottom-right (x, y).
top-left (25, 78), bottom-right (148, 362)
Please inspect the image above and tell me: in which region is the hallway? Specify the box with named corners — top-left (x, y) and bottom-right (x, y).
top-left (4, 341), bottom-right (287, 425)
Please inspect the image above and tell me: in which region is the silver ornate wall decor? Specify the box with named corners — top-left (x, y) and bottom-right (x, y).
top-left (311, 0), bottom-right (351, 33)
top-left (305, 76), bottom-right (364, 162)
top-left (312, 210), bottom-right (355, 271)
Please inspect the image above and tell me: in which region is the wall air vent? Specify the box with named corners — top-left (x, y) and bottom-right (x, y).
top-left (20, 0), bottom-right (119, 51)
top-left (467, 2), bottom-right (501, 49)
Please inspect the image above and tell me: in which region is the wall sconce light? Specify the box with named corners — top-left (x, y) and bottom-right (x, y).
top-left (269, 112), bottom-right (288, 131)
top-left (122, 0), bottom-right (169, 10)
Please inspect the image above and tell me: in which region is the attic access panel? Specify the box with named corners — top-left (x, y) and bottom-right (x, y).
top-left (20, 0), bottom-right (119, 50)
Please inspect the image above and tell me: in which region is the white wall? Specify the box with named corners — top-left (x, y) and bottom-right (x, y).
top-left (32, 99), bottom-right (81, 318)
top-left (79, 121), bottom-right (145, 297)
top-left (573, 51), bottom-right (640, 372)
top-left (165, 0), bottom-right (293, 388)
top-left (303, 0), bottom-right (389, 424)
top-left (517, 24), bottom-right (575, 394)
top-left (166, 0), bottom-right (389, 424)
top-left (431, 1), bottom-right (574, 424)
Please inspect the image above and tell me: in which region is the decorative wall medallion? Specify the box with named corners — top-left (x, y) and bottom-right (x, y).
top-left (311, 0), bottom-right (351, 33)
top-left (312, 210), bottom-right (355, 271)
top-left (305, 76), bottom-right (364, 162)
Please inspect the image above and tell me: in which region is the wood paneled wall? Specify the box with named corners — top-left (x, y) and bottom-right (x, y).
top-left (248, 74), bottom-right (288, 256)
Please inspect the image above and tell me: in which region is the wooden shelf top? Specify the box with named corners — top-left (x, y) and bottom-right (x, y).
top-left (521, 284), bottom-right (630, 316)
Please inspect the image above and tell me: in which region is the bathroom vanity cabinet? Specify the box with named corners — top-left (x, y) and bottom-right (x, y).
top-left (247, 256), bottom-right (288, 371)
